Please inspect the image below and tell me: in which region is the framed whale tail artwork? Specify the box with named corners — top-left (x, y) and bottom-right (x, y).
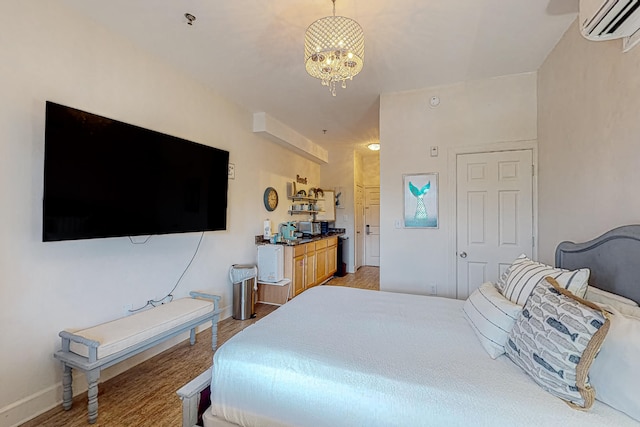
top-left (403, 173), bottom-right (438, 229)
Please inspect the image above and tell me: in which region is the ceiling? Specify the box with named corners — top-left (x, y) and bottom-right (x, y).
top-left (58, 0), bottom-right (578, 153)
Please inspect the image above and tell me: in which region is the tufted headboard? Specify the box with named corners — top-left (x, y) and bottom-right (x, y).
top-left (555, 225), bottom-right (640, 304)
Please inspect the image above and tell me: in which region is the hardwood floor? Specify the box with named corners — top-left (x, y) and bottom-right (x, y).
top-left (325, 265), bottom-right (379, 290)
top-left (22, 267), bottom-right (379, 427)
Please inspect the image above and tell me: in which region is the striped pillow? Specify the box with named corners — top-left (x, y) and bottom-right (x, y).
top-left (501, 255), bottom-right (589, 306)
top-left (463, 282), bottom-right (522, 359)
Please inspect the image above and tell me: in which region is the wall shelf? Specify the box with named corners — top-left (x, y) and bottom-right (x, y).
top-left (287, 210), bottom-right (320, 215)
top-left (289, 196), bottom-right (324, 202)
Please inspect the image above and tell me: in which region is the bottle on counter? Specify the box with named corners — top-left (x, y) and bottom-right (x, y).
top-left (263, 219), bottom-right (271, 240)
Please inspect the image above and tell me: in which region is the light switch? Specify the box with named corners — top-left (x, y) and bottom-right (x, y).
top-left (228, 163), bottom-right (235, 179)
top-left (430, 146), bottom-right (438, 157)
top-left (394, 220), bottom-right (402, 229)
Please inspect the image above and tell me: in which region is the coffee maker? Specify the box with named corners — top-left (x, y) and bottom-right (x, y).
top-left (278, 221), bottom-right (297, 241)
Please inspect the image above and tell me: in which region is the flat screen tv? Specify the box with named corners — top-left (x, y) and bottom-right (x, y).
top-left (43, 101), bottom-right (229, 242)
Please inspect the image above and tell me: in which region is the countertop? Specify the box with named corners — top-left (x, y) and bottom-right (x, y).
top-left (255, 231), bottom-right (345, 246)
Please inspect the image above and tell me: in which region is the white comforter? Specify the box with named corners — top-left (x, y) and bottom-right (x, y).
top-left (210, 286), bottom-right (637, 427)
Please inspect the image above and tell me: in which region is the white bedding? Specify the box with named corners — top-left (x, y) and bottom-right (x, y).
top-left (209, 286), bottom-right (637, 427)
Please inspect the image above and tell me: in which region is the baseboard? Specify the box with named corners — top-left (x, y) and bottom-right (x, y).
top-left (1, 313), bottom-right (230, 427)
top-left (1, 383), bottom-right (61, 427)
top-left (220, 304), bottom-right (232, 321)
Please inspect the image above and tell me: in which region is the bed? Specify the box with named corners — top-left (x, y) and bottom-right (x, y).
top-left (187, 225), bottom-right (640, 426)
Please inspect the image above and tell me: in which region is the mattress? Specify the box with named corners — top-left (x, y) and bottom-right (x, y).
top-left (209, 286), bottom-right (637, 427)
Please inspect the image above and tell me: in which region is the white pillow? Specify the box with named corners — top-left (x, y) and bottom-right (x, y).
top-left (501, 254), bottom-right (589, 305)
top-left (584, 286), bottom-right (639, 309)
top-left (463, 282), bottom-right (522, 359)
top-left (609, 302), bottom-right (640, 318)
top-left (590, 305), bottom-right (640, 422)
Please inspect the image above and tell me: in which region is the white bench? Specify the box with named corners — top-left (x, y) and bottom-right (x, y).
top-left (54, 291), bottom-right (221, 424)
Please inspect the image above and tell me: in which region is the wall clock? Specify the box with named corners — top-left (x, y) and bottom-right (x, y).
top-left (263, 187), bottom-right (278, 211)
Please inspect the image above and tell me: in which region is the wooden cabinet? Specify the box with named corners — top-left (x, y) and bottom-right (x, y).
top-left (305, 244), bottom-right (316, 289)
top-left (315, 239), bottom-right (327, 284)
top-left (283, 236), bottom-right (340, 300)
top-left (287, 245), bottom-right (306, 297)
top-left (316, 237), bottom-right (337, 284)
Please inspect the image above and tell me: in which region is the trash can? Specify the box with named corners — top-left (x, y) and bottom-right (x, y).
top-left (229, 264), bottom-right (257, 320)
top-left (337, 237), bottom-right (347, 277)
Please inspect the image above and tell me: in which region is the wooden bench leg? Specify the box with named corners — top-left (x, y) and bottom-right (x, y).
top-left (62, 364), bottom-right (73, 411)
top-left (86, 369), bottom-right (100, 424)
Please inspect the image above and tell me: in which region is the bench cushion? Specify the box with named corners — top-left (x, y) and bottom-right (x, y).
top-left (69, 298), bottom-right (213, 359)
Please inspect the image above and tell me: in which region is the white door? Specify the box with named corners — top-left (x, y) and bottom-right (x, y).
top-left (365, 187), bottom-right (380, 266)
top-left (355, 185), bottom-right (364, 270)
top-left (456, 150), bottom-right (533, 299)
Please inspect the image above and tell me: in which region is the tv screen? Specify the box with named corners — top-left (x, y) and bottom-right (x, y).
top-left (43, 101), bottom-right (229, 242)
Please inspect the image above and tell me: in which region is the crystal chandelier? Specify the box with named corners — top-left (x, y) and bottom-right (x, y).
top-left (304, 0), bottom-right (365, 96)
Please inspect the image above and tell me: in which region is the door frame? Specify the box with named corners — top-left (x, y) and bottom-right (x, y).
top-left (355, 184), bottom-right (365, 270)
top-left (447, 140), bottom-right (539, 298)
top-left (364, 185), bottom-right (380, 267)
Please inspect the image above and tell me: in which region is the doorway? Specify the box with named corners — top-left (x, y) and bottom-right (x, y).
top-left (355, 185), bottom-right (364, 270)
top-left (365, 186), bottom-right (380, 267)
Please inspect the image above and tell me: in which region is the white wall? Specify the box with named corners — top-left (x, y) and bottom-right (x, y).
top-left (379, 73), bottom-right (537, 297)
top-left (537, 21), bottom-right (640, 265)
top-left (0, 3), bottom-right (319, 425)
top-left (321, 146), bottom-right (357, 273)
top-left (362, 153), bottom-right (380, 187)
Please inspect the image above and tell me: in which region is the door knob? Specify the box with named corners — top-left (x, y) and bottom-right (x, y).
top-left (459, 252), bottom-right (467, 258)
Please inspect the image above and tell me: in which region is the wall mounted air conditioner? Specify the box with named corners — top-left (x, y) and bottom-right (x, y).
top-left (580, 0), bottom-right (640, 51)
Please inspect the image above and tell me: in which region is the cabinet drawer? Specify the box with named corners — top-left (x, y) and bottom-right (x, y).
top-left (293, 245), bottom-right (306, 257)
top-left (326, 236), bottom-right (338, 247)
top-left (315, 239), bottom-right (328, 250)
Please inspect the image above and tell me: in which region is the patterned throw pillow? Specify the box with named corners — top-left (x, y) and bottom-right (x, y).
top-left (463, 282), bottom-right (522, 359)
top-left (501, 254), bottom-right (590, 305)
top-left (505, 277), bottom-right (610, 409)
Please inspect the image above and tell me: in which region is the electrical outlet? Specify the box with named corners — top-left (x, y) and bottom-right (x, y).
top-left (228, 163), bottom-right (235, 179)
top-left (429, 284), bottom-right (437, 295)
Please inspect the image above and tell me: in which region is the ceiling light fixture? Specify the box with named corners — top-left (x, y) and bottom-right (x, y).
top-left (304, 0), bottom-right (365, 96)
top-left (367, 143), bottom-right (380, 151)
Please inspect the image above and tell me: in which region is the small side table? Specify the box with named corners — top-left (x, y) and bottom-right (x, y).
top-left (257, 279), bottom-right (291, 306)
